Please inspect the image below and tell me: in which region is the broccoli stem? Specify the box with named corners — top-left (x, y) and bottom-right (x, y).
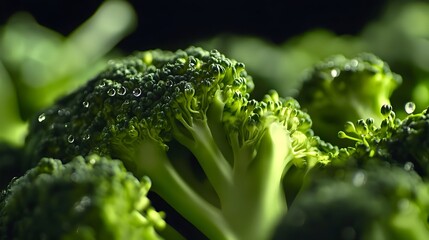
top-left (172, 118), bottom-right (233, 200)
top-left (223, 123), bottom-right (291, 240)
top-left (133, 139), bottom-right (236, 240)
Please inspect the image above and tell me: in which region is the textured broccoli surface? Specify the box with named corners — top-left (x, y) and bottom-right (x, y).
top-left (297, 53), bottom-right (402, 146)
top-left (24, 46), bottom-right (331, 240)
top-left (338, 104), bottom-right (429, 178)
top-left (0, 155), bottom-right (165, 240)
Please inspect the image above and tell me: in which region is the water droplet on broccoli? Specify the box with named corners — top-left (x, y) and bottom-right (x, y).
top-left (330, 69), bottom-right (340, 78)
top-left (404, 162), bottom-right (414, 171)
top-left (350, 59), bottom-right (359, 67)
top-left (107, 89), bottom-right (116, 96)
top-left (38, 113), bottom-right (46, 122)
top-left (67, 135), bottom-right (75, 143)
top-left (82, 134), bottom-right (91, 141)
top-left (405, 102), bottom-right (416, 114)
top-left (133, 88), bottom-right (142, 97)
top-left (352, 171), bottom-right (366, 187)
top-left (82, 101), bottom-right (90, 108)
top-left (118, 86), bottom-right (127, 96)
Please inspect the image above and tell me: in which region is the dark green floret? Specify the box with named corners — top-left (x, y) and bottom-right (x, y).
top-left (337, 103), bottom-right (429, 178)
top-left (273, 164), bottom-right (429, 240)
top-left (0, 155), bottom-right (165, 240)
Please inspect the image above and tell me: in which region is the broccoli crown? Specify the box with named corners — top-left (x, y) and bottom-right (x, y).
top-left (25, 46), bottom-right (254, 167)
top-left (338, 104), bottom-right (429, 177)
top-left (0, 155), bottom-right (165, 240)
top-left (385, 107), bottom-right (429, 177)
top-left (296, 53), bottom-right (402, 145)
top-left (222, 89), bottom-right (327, 166)
top-left (273, 163), bottom-right (429, 240)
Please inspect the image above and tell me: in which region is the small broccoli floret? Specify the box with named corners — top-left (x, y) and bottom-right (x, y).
top-left (297, 53), bottom-right (402, 146)
top-left (384, 106), bottom-right (429, 177)
top-left (0, 155), bottom-right (165, 240)
top-left (25, 46), bottom-right (329, 240)
top-left (338, 104), bottom-right (429, 178)
top-left (273, 163), bottom-right (429, 240)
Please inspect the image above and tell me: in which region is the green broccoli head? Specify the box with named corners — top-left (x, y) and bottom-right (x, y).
top-left (273, 163), bottom-right (429, 240)
top-left (384, 106), bottom-right (429, 177)
top-left (338, 104), bottom-right (429, 178)
top-left (25, 47), bottom-right (253, 165)
top-left (24, 46), bottom-right (330, 240)
top-left (0, 155), bottom-right (165, 240)
top-left (297, 53), bottom-right (402, 146)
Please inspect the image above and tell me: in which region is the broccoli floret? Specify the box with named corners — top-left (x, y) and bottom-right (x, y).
top-left (297, 53), bottom-right (402, 146)
top-left (338, 104), bottom-right (429, 178)
top-left (25, 46), bottom-right (329, 240)
top-left (273, 163), bottom-right (429, 240)
top-left (0, 155), bottom-right (165, 240)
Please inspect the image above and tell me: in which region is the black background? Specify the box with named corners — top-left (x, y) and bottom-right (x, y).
top-left (1, 0), bottom-right (387, 53)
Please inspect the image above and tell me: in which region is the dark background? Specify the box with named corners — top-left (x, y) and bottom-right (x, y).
top-left (1, 0), bottom-right (387, 52)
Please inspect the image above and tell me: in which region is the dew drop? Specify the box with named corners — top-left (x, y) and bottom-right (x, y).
top-left (67, 135), bottom-right (75, 143)
top-left (405, 102), bottom-right (416, 114)
top-left (88, 158), bottom-right (96, 165)
top-left (330, 69), bottom-right (340, 78)
top-left (82, 101), bottom-right (90, 108)
top-left (133, 88), bottom-right (142, 97)
top-left (118, 86), bottom-right (127, 96)
top-left (350, 59), bottom-right (359, 67)
top-left (352, 171), bottom-right (366, 187)
top-left (99, 81), bottom-right (106, 88)
top-left (82, 134), bottom-right (91, 141)
top-left (38, 113), bottom-right (46, 122)
top-left (404, 162), bottom-right (414, 171)
top-left (107, 89), bottom-right (116, 96)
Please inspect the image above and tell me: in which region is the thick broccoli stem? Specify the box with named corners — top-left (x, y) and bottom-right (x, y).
top-left (172, 116), bottom-right (233, 200)
top-left (132, 139), bottom-right (235, 240)
top-left (224, 123), bottom-right (290, 240)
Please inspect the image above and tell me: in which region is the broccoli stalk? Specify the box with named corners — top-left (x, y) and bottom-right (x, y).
top-left (25, 47), bottom-right (329, 240)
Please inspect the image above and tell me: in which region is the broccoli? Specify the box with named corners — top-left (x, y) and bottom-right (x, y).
top-left (296, 53), bottom-right (402, 146)
top-left (0, 154), bottom-right (165, 240)
top-left (338, 103), bottom-right (429, 178)
top-left (273, 162), bottom-right (429, 240)
top-left (24, 46), bottom-right (330, 240)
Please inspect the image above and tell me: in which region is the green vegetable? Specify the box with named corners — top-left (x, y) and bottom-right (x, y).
top-left (338, 104), bottom-right (429, 178)
top-left (273, 163), bottom-right (429, 240)
top-left (296, 53), bottom-right (402, 146)
top-left (23, 46), bottom-right (330, 240)
top-left (0, 154), bottom-right (165, 240)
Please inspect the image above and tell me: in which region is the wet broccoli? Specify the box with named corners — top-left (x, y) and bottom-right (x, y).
top-left (0, 155), bottom-right (165, 240)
